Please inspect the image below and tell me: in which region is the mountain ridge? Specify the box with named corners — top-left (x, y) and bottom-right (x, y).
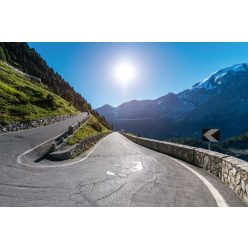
top-left (97, 61), bottom-right (248, 140)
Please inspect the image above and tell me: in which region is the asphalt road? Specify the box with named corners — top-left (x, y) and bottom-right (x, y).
top-left (0, 117), bottom-right (246, 206)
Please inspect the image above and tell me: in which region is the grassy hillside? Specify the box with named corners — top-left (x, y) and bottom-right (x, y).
top-left (67, 115), bottom-right (110, 145)
top-left (0, 42), bottom-right (112, 130)
top-left (0, 60), bottom-right (80, 125)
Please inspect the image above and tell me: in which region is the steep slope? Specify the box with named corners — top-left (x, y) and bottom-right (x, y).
top-left (0, 60), bottom-right (79, 124)
top-left (0, 42), bottom-right (90, 112)
top-left (97, 62), bottom-right (248, 140)
top-left (0, 42), bottom-right (111, 129)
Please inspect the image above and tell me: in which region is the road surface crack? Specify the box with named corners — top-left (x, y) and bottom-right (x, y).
top-left (0, 183), bottom-right (64, 190)
top-left (0, 193), bottom-right (19, 199)
top-left (93, 182), bottom-right (128, 205)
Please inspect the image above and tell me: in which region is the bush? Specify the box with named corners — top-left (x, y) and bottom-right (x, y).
top-left (0, 47), bottom-right (6, 61)
top-left (9, 106), bottom-right (30, 116)
top-left (90, 121), bottom-right (102, 132)
top-left (33, 94), bottom-right (57, 110)
top-left (46, 94), bottom-right (56, 109)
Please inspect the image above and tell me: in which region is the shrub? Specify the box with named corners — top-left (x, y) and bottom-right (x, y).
top-left (9, 106), bottom-right (30, 116)
top-left (90, 120), bottom-right (102, 132)
top-left (33, 94), bottom-right (57, 110)
top-left (0, 47), bottom-right (6, 61)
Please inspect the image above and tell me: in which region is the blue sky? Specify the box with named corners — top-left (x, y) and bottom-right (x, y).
top-left (29, 42), bottom-right (248, 108)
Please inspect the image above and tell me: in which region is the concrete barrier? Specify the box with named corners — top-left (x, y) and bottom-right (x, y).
top-left (68, 116), bottom-right (89, 135)
top-left (122, 133), bottom-right (248, 205)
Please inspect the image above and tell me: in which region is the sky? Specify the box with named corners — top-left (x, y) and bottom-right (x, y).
top-left (29, 42), bottom-right (248, 109)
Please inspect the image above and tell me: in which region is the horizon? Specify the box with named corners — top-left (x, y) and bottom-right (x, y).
top-left (29, 42), bottom-right (248, 109)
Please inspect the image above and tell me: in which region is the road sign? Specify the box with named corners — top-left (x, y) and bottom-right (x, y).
top-left (202, 128), bottom-right (220, 142)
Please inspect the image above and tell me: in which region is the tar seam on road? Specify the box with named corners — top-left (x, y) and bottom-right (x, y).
top-left (17, 134), bottom-right (109, 168)
top-left (164, 155), bottom-right (229, 207)
top-left (115, 134), bottom-right (229, 207)
top-left (17, 132), bottom-right (229, 207)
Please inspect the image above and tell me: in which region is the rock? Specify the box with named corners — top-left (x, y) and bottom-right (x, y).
top-left (241, 180), bottom-right (246, 191)
top-left (0, 114), bottom-right (74, 134)
top-left (231, 176), bottom-right (236, 184)
top-left (246, 184), bottom-right (248, 194)
top-left (235, 185), bottom-right (242, 195)
top-left (236, 173), bottom-right (241, 185)
top-left (242, 194), bottom-right (248, 205)
top-left (229, 183), bottom-right (235, 190)
top-left (232, 167), bottom-right (237, 177)
top-left (203, 156), bottom-right (209, 170)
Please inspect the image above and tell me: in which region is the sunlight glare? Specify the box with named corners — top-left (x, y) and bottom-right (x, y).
top-left (114, 60), bottom-right (137, 87)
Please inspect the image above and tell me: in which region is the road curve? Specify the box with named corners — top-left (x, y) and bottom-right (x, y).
top-left (0, 125), bottom-right (246, 206)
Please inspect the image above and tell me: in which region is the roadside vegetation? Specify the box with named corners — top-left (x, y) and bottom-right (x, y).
top-left (167, 133), bottom-right (248, 150)
top-left (166, 133), bottom-right (248, 162)
top-left (221, 132), bottom-right (248, 148)
top-left (0, 42), bottom-right (112, 130)
top-left (67, 115), bottom-right (110, 145)
top-left (166, 137), bottom-right (208, 149)
top-left (127, 132), bottom-right (138, 136)
top-left (0, 60), bottom-right (79, 125)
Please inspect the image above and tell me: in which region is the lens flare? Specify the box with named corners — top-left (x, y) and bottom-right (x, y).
top-left (114, 60), bottom-right (137, 86)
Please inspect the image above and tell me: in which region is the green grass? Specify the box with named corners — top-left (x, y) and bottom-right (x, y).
top-left (67, 115), bottom-right (110, 145)
top-left (0, 60), bottom-right (80, 125)
top-left (126, 132), bottom-right (137, 136)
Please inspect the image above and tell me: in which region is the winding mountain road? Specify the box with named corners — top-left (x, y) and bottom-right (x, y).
top-left (0, 115), bottom-right (245, 206)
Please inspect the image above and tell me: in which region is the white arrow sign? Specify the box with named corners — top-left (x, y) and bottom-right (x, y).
top-left (203, 129), bottom-right (219, 142)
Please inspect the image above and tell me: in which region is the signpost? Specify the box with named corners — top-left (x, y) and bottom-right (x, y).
top-left (202, 128), bottom-right (220, 150)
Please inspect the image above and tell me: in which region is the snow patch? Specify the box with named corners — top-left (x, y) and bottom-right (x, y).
top-left (193, 62), bottom-right (248, 90)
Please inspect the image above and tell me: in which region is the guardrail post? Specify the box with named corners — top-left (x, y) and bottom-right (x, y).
top-left (50, 142), bottom-right (57, 152)
top-left (68, 126), bottom-right (74, 135)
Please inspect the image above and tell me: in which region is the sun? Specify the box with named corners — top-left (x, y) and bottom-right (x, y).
top-left (114, 60), bottom-right (137, 86)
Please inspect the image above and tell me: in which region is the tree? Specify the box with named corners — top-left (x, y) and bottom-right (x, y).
top-left (46, 94), bottom-right (56, 110)
top-left (0, 47), bottom-right (6, 61)
top-left (0, 42), bottom-right (111, 129)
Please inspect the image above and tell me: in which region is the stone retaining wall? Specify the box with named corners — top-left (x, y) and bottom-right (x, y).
top-left (0, 114), bottom-right (77, 134)
top-left (49, 132), bottom-right (110, 160)
top-left (123, 133), bottom-right (248, 205)
top-left (50, 115), bottom-right (90, 152)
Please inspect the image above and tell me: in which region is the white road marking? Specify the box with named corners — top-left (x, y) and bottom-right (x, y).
top-left (165, 155), bottom-right (229, 207)
top-left (130, 162), bottom-right (143, 172)
top-left (121, 134), bottom-right (229, 207)
top-left (18, 131), bottom-right (229, 206)
top-left (17, 132), bottom-right (63, 164)
top-left (17, 134), bottom-right (108, 168)
top-left (106, 170), bottom-right (115, 176)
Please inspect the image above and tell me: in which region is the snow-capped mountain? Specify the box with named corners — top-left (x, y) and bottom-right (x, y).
top-left (97, 62), bottom-right (248, 140)
top-left (193, 63), bottom-right (248, 90)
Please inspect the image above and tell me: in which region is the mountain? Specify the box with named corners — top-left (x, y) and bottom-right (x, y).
top-left (0, 42), bottom-right (111, 129)
top-left (97, 62), bottom-right (248, 140)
